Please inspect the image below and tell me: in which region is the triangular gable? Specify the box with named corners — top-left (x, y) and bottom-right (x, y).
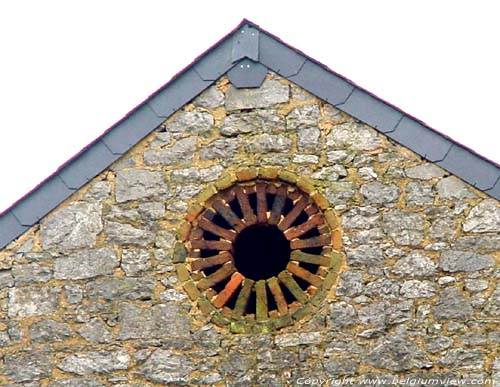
top-left (1, 19), bottom-right (499, 249)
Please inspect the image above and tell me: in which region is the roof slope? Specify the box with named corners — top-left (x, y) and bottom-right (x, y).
top-left (1, 19), bottom-right (499, 249)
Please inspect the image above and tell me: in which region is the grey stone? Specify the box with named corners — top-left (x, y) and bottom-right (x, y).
top-left (29, 319), bottom-right (72, 343)
top-left (193, 86), bottom-right (224, 109)
top-left (311, 165), bottom-right (348, 181)
top-left (57, 350), bottom-right (130, 375)
top-left (200, 138), bottom-right (239, 160)
top-left (346, 245), bottom-right (384, 266)
top-left (105, 205), bottom-right (140, 222)
top-left (383, 210), bottom-right (425, 246)
top-left (463, 199), bottom-right (500, 233)
top-left (405, 163), bottom-right (446, 180)
top-left (438, 276), bottom-right (456, 285)
top-left (54, 248), bottom-right (118, 280)
top-left (434, 287), bottom-right (473, 321)
top-left (365, 335), bottom-right (432, 371)
top-left (86, 277), bottom-right (155, 301)
top-left (328, 302), bottom-right (357, 327)
top-left (175, 184), bottom-right (201, 200)
top-left (439, 250), bottom-right (494, 272)
top-left (325, 182), bottom-right (357, 205)
top-left (436, 176), bottom-right (476, 200)
top-left (364, 278), bottom-right (400, 299)
top-left (138, 202), bottom-right (165, 220)
top-left (464, 279), bottom-right (489, 292)
top-left (400, 280), bottom-right (436, 298)
top-left (256, 349), bottom-right (299, 371)
top-left (351, 227), bottom-right (385, 244)
top-left (171, 165), bottom-right (223, 183)
top-left (453, 235), bottom-right (500, 251)
top-left (392, 252), bottom-right (437, 277)
top-left (225, 80), bottom-right (289, 111)
top-left (64, 285), bottom-right (83, 304)
top-left (144, 137), bottom-right (197, 166)
top-left (439, 349), bottom-right (485, 370)
top-left (111, 156), bottom-right (136, 171)
top-left (245, 134), bottom-right (292, 153)
top-left (297, 128), bottom-right (321, 152)
top-left (429, 216), bottom-right (456, 241)
top-left (155, 230), bottom-right (176, 249)
top-left (138, 349), bottom-right (194, 385)
top-left (358, 166), bottom-right (378, 180)
top-left (425, 336), bottom-right (453, 353)
top-left (115, 170), bottom-right (168, 202)
top-left (118, 302), bottom-right (190, 339)
top-left (406, 182), bottom-right (434, 206)
top-left (120, 249), bottom-right (151, 275)
top-left (167, 201), bottom-right (187, 213)
top-left (49, 379), bottom-right (104, 387)
top-left (286, 105), bottom-right (321, 130)
top-left (326, 150), bottom-right (355, 164)
top-left (149, 132), bottom-right (174, 147)
top-left (336, 271), bottom-right (364, 297)
top-left (0, 270), bottom-right (14, 289)
top-left (8, 286), bottom-right (60, 318)
top-left (12, 263), bottom-right (48, 285)
top-left (358, 301), bottom-right (388, 326)
top-left (163, 109), bottom-right (214, 134)
top-left (83, 181), bottom-right (111, 202)
top-left (3, 352), bottom-right (53, 382)
top-left (40, 203), bottom-right (102, 250)
top-left (323, 357), bottom-right (359, 376)
top-left (342, 206), bottom-right (380, 229)
top-left (326, 122), bottom-right (381, 151)
top-left (105, 222), bottom-right (155, 246)
top-left (220, 109), bottom-right (284, 136)
top-left (275, 332), bottom-right (321, 347)
top-left (481, 286), bottom-right (500, 317)
top-left (293, 154), bottom-right (319, 164)
top-left (360, 182), bottom-right (399, 205)
top-left (78, 318), bottom-right (113, 343)
top-left (461, 332), bottom-right (487, 346)
top-left (160, 289), bottom-right (188, 302)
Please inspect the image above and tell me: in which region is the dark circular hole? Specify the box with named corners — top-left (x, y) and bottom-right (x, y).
top-left (232, 224), bottom-right (291, 281)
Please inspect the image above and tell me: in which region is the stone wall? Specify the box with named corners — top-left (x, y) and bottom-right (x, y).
top-left (0, 73), bottom-right (499, 386)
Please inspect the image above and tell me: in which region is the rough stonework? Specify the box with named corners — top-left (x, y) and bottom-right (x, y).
top-left (0, 72), bottom-right (498, 386)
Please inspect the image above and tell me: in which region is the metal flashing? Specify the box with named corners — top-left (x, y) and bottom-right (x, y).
top-left (338, 89), bottom-right (403, 133)
top-left (148, 68), bottom-right (212, 117)
top-left (288, 60), bottom-right (354, 105)
top-left (437, 145), bottom-right (500, 190)
top-left (232, 24), bottom-right (259, 62)
top-left (227, 59), bottom-right (267, 88)
top-left (59, 141), bottom-right (121, 189)
top-left (194, 39), bottom-right (233, 81)
top-left (0, 212), bottom-right (28, 249)
top-left (486, 176), bottom-right (500, 200)
top-left (102, 104), bottom-right (164, 155)
top-left (259, 33), bottom-right (306, 77)
top-left (387, 117), bottom-right (453, 162)
top-left (11, 176), bottom-right (75, 226)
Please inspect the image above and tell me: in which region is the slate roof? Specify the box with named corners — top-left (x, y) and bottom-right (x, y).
top-left (1, 19), bottom-right (499, 249)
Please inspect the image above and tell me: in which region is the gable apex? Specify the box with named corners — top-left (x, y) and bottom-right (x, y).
top-left (0, 19), bottom-right (499, 249)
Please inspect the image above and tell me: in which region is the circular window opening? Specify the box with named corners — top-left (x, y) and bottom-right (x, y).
top-left (182, 174), bottom-right (341, 328)
top-left (233, 224), bottom-right (291, 281)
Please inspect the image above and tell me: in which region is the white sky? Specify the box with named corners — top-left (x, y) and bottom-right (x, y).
top-left (1, 1), bottom-right (499, 214)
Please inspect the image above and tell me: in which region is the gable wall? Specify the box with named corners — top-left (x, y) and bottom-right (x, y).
top-left (0, 72), bottom-right (499, 386)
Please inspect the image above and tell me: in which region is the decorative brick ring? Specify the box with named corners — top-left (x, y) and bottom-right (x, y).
top-left (177, 169), bottom-right (343, 332)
